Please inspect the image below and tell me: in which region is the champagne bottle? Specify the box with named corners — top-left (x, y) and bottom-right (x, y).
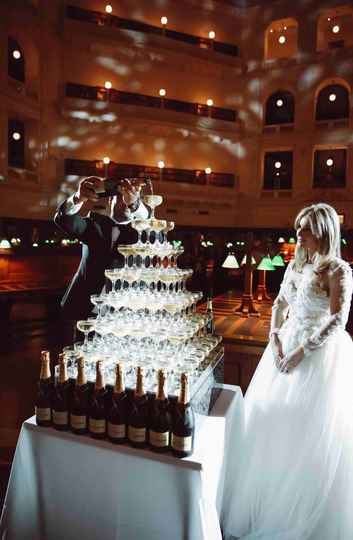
top-left (35, 350), bottom-right (52, 427)
top-left (206, 297), bottom-right (215, 335)
top-left (149, 370), bottom-right (171, 453)
top-left (70, 357), bottom-right (89, 435)
top-left (171, 373), bottom-right (195, 458)
top-left (88, 361), bottom-right (107, 439)
top-left (107, 363), bottom-right (127, 444)
top-left (128, 366), bottom-right (148, 448)
top-left (52, 354), bottom-right (70, 431)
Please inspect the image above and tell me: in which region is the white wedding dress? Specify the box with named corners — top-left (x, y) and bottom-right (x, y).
top-left (222, 257), bottom-right (353, 540)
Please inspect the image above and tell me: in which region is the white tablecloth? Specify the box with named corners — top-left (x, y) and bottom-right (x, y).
top-left (0, 384), bottom-right (243, 540)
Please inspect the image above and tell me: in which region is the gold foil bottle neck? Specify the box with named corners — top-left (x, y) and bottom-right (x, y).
top-left (178, 373), bottom-right (190, 405)
top-left (135, 366), bottom-right (145, 397)
top-left (156, 369), bottom-right (167, 401)
top-left (40, 350), bottom-right (51, 380)
top-left (95, 360), bottom-right (105, 390)
top-left (58, 354), bottom-right (68, 384)
top-left (76, 357), bottom-right (86, 387)
top-left (114, 363), bottom-right (125, 394)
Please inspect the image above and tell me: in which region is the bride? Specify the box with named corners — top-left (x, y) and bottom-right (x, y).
top-left (222, 203), bottom-right (353, 540)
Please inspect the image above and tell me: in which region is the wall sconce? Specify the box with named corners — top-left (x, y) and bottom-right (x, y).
top-left (12, 50), bottom-right (21, 60)
top-left (206, 99), bottom-right (214, 107)
top-left (326, 158), bottom-right (334, 167)
top-left (104, 81), bottom-right (112, 89)
top-left (332, 24), bottom-right (340, 33)
top-left (105, 5), bottom-right (113, 14)
top-left (274, 161), bottom-right (282, 169)
top-left (159, 88), bottom-right (166, 97)
top-left (205, 167), bottom-right (212, 175)
top-left (278, 35), bottom-right (286, 44)
top-left (329, 93), bottom-right (336, 102)
top-left (208, 31), bottom-right (216, 39)
top-left (12, 132), bottom-right (21, 141)
top-left (103, 156), bottom-right (110, 178)
top-left (276, 99), bottom-right (284, 107)
top-left (161, 16), bottom-right (168, 26)
top-left (158, 161), bottom-right (165, 169)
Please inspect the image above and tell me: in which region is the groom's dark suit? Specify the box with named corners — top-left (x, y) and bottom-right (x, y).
top-left (54, 201), bottom-right (137, 321)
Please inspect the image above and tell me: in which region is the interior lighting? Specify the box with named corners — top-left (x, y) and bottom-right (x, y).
top-left (257, 256), bottom-right (276, 271)
top-left (12, 50), bottom-right (21, 60)
top-left (206, 99), bottom-right (214, 106)
top-left (332, 25), bottom-right (340, 33)
top-left (205, 167), bottom-right (212, 174)
top-left (326, 158), bottom-right (334, 167)
top-left (275, 161), bottom-right (282, 169)
top-left (161, 16), bottom-right (168, 25)
top-left (241, 255), bottom-right (256, 266)
top-left (271, 254), bottom-right (285, 267)
top-left (32, 242), bottom-right (39, 248)
top-left (278, 35), bottom-right (286, 44)
top-left (159, 88), bottom-right (166, 97)
top-left (277, 236), bottom-right (285, 243)
top-left (0, 239), bottom-right (11, 249)
top-left (288, 237), bottom-right (296, 244)
top-left (222, 254), bottom-right (239, 269)
top-left (104, 81), bottom-right (112, 89)
top-left (270, 29), bottom-right (274, 33)
top-left (105, 5), bottom-right (113, 14)
top-left (158, 161), bottom-right (165, 169)
top-left (208, 31), bottom-right (216, 39)
top-left (329, 93), bottom-right (336, 102)
top-left (276, 99), bottom-right (284, 107)
top-left (327, 17), bottom-right (331, 21)
top-left (103, 156), bottom-right (110, 164)
top-left (12, 132), bottom-right (21, 141)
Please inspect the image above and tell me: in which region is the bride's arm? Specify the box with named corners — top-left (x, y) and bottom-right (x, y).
top-left (301, 260), bottom-right (353, 353)
top-left (270, 262), bottom-right (292, 337)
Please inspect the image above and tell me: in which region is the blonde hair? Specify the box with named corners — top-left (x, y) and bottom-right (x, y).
top-left (293, 203), bottom-right (341, 273)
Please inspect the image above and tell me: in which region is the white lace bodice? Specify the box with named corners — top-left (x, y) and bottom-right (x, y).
top-left (271, 257), bottom-right (353, 351)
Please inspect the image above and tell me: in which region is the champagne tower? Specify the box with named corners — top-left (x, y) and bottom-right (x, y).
top-left (72, 181), bottom-right (224, 413)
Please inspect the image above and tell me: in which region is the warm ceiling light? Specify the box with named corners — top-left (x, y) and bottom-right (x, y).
top-left (283, 26), bottom-right (287, 30)
top-left (105, 4), bottom-right (113, 14)
top-left (326, 158), bottom-right (334, 166)
top-left (159, 88), bottom-right (166, 97)
top-left (329, 93), bottom-right (336, 102)
top-left (12, 50), bottom-right (21, 60)
top-left (327, 17), bottom-right (331, 21)
top-left (206, 99), bottom-right (214, 106)
top-left (12, 131), bottom-right (21, 141)
top-left (161, 16), bottom-right (168, 25)
top-left (158, 160), bottom-right (165, 168)
top-left (103, 156), bottom-right (110, 164)
top-left (104, 81), bottom-right (112, 89)
top-left (205, 167), bottom-right (212, 174)
top-left (276, 99), bottom-right (284, 107)
top-left (274, 161), bottom-right (282, 169)
top-left (208, 31), bottom-right (216, 39)
top-left (278, 35), bottom-right (286, 44)
top-left (270, 29), bottom-right (274, 33)
top-left (332, 25), bottom-right (340, 33)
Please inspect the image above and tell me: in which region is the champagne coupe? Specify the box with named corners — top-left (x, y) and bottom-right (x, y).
top-left (90, 294), bottom-right (106, 320)
top-left (105, 269), bottom-right (120, 293)
top-left (131, 219), bottom-right (149, 246)
top-left (143, 194), bottom-right (163, 220)
top-left (76, 320), bottom-right (95, 353)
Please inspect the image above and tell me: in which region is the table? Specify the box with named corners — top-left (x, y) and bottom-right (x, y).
top-left (0, 385), bottom-right (243, 540)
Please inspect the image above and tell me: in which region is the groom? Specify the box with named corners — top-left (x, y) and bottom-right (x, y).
top-left (54, 176), bottom-right (148, 325)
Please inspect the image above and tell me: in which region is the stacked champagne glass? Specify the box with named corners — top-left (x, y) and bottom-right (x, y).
top-left (66, 189), bottom-right (223, 399)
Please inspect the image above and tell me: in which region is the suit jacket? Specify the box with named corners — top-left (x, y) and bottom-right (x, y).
top-left (54, 201), bottom-right (137, 320)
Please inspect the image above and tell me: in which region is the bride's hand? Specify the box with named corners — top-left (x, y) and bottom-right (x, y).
top-left (279, 346), bottom-right (304, 374)
top-left (270, 334), bottom-right (284, 371)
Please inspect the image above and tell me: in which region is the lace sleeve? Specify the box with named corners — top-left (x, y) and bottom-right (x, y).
top-left (270, 261), bottom-right (293, 335)
top-left (302, 260), bottom-right (353, 352)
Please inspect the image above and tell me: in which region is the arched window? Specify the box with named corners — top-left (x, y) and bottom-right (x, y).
top-left (316, 84), bottom-right (349, 121)
top-left (265, 18), bottom-right (298, 61)
top-left (8, 119), bottom-right (25, 169)
top-left (317, 6), bottom-right (353, 51)
top-left (263, 151), bottom-right (293, 190)
top-left (8, 37), bottom-right (25, 83)
top-left (265, 91), bottom-right (295, 125)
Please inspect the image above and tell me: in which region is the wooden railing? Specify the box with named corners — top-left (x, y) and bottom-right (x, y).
top-left (64, 158), bottom-right (236, 189)
top-left (65, 82), bottom-right (237, 123)
top-left (66, 5), bottom-right (239, 58)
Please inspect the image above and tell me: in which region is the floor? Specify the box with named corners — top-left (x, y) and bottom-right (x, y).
top-left (0, 292), bottom-right (271, 512)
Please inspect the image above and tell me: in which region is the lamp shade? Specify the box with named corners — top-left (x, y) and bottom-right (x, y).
top-left (222, 254), bottom-right (239, 269)
top-left (257, 256), bottom-right (276, 271)
top-left (0, 238), bottom-right (11, 249)
top-left (271, 254), bottom-right (285, 267)
top-left (277, 236), bottom-right (285, 243)
top-left (240, 254), bottom-right (257, 266)
top-left (288, 237), bottom-right (296, 244)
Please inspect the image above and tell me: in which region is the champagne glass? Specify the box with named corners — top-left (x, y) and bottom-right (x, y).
top-left (76, 320), bottom-right (95, 353)
top-left (143, 194), bottom-right (163, 219)
top-left (90, 294), bottom-right (106, 320)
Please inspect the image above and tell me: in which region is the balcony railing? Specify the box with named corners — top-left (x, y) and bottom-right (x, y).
top-left (65, 82), bottom-right (237, 122)
top-left (66, 5), bottom-right (239, 58)
top-left (64, 159), bottom-right (236, 188)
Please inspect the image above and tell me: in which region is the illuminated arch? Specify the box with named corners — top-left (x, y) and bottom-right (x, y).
top-left (315, 79), bottom-right (350, 121)
top-left (265, 18), bottom-right (298, 61)
top-left (317, 5), bottom-right (353, 51)
top-left (264, 90), bottom-right (295, 125)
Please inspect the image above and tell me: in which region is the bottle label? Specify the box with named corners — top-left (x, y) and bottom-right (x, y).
top-left (71, 414), bottom-right (87, 430)
top-left (35, 407), bottom-right (51, 422)
top-left (53, 410), bottom-right (68, 425)
top-left (171, 434), bottom-right (192, 452)
top-left (128, 426), bottom-right (146, 443)
top-left (89, 418), bottom-right (106, 434)
top-left (149, 430), bottom-right (169, 447)
top-left (108, 422), bottom-right (126, 439)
